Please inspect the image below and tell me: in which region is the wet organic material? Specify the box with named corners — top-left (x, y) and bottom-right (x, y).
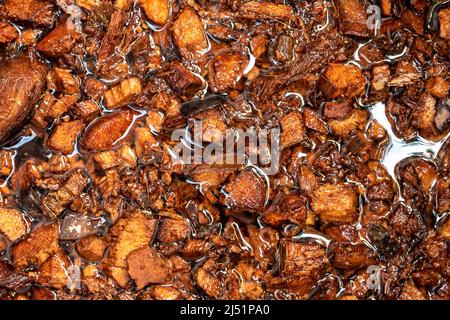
top-left (0, 0), bottom-right (449, 300)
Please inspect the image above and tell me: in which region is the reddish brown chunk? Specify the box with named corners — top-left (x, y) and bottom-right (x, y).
top-left (297, 166), bottom-right (318, 193)
top-left (127, 247), bottom-right (172, 289)
top-left (182, 239), bottom-right (212, 260)
top-left (399, 282), bottom-right (427, 300)
top-left (319, 63), bottom-right (366, 99)
top-left (188, 165), bottom-right (235, 189)
top-left (280, 111), bottom-right (305, 149)
top-left (439, 218), bottom-right (450, 240)
top-left (388, 61), bottom-right (420, 87)
top-left (338, 0), bottom-right (369, 37)
top-left (323, 101), bottom-right (353, 120)
top-left (332, 243), bottom-right (375, 269)
top-left (209, 51), bottom-right (247, 93)
top-left (190, 108), bottom-right (227, 144)
top-left (36, 252), bottom-right (71, 289)
top-left (80, 109), bottom-right (135, 151)
top-left (247, 226), bottom-right (278, 264)
top-left (221, 170), bottom-right (266, 213)
top-left (0, 239), bottom-right (5, 252)
top-left (0, 260), bottom-right (31, 290)
top-left (48, 68), bottom-right (80, 95)
top-left (83, 78), bottom-right (107, 100)
top-left (411, 94), bottom-right (436, 139)
top-left (41, 171), bottom-right (89, 217)
top-left (11, 223), bottom-right (59, 270)
top-left (401, 10), bottom-right (424, 36)
top-left (0, 52), bottom-right (47, 143)
top-left (36, 95), bottom-right (80, 125)
top-left (0, 21), bottom-right (19, 44)
top-left (261, 192), bottom-right (307, 227)
top-left (310, 183), bottom-right (358, 223)
top-left (46, 120), bottom-right (85, 155)
top-left (194, 258), bottom-right (222, 299)
top-left (104, 212), bottom-right (158, 287)
top-left (36, 19), bottom-right (81, 57)
top-left (76, 235), bottom-right (108, 261)
top-left (71, 100), bottom-right (101, 122)
top-left (281, 241), bottom-right (327, 278)
top-left (3, 0), bottom-right (56, 26)
top-left (166, 62), bottom-right (204, 97)
top-left (157, 218), bottom-right (191, 243)
top-left (303, 108), bottom-right (328, 134)
top-left (59, 213), bottom-right (104, 240)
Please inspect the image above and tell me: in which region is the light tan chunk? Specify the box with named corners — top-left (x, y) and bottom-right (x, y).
top-left (172, 6), bottom-right (208, 60)
top-left (328, 109), bottom-right (368, 138)
top-left (0, 150), bottom-right (15, 177)
top-left (115, 0), bottom-right (133, 11)
top-left (426, 77), bottom-right (450, 99)
top-left (239, 1), bottom-right (294, 20)
top-left (310, 183), bottom-right (358, 223)
top-left (0, 208), bottom-right (27, 242)
top-left (76, 0), bottom-right (104, 11)
top-left (93, 150), bottom-right (121, 170)
top-left (371, 64), bottom-right (390, 91)
top-left (438, 8), bottom-right (450, 39)
top-left (138, 0), bottom-right (170, 25)
top-left (104, 77), bottom-right (142, 109)
top-left (380, 0), bottom-right (392, 16)
top-left (135, 127), bottom-right (160, 160)
top-left (146, 111), bottom-right (164, 134)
